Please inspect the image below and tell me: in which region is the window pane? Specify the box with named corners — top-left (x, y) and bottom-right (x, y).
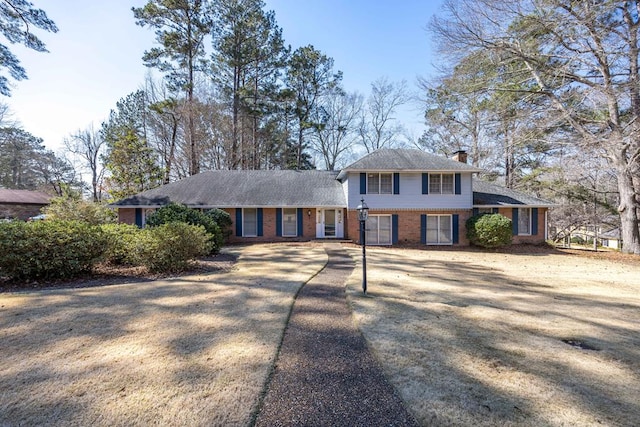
top-left (426, 215), bottom-right (439, 244)
top-left (380, 174), bottom-right (392, 194)
top-left (365, 216), bottom-right (379, 244)
top-left (244, 208), bottom-right (257, 236)
top-left (283, 208), bottom-right (297, 236)
top-left (441, 174), bottom-right (454, 194)
top-left (439, 215), bottom-right (452, 243)
top-left (378, 215), bottom-right (391, 244)
top-left (518, 208), bottom-right (530, 235)
top-left (368, 174), bottom-right (379, 194)
top-left (429, 174), bottom-right (441, 194)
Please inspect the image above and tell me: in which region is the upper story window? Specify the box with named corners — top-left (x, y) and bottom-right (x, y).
top-left (368, 173), bottom-right (392, 194)
top-left (429, 173), bottom-right (454, 194)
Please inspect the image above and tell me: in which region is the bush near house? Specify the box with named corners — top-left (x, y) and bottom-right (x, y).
top-left (101, 223), bottom-right (142, 265)
top-left (44, 197), bottom-right (117, 225)
top-left (204, 208), bottom-right (233, 242)
top-left (146, 203), bottom-right (223, 253)
top-left (136, 222), bottom-right (211, 273)
top-left (466, 213), bottom-right (513, 248)
top-left (0, 220), bottom-right (106, 280)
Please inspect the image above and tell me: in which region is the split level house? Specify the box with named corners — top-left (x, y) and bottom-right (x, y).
top-left (112, 149), bottom-right (554, 246)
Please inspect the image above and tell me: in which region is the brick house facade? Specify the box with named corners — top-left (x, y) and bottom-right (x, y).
top-left (113, 149), bottom-right (554, 246)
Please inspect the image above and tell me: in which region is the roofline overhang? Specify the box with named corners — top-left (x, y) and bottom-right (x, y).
top-left (473, 204), bottom-right (556, 208)
top-left (112, 204), bottom-right (348, 209)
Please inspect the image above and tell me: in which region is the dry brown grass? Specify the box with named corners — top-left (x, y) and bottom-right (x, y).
top-left (0, 244), bottom-right (327, 427)
top-left (345, 246), bottom-right (640, 426)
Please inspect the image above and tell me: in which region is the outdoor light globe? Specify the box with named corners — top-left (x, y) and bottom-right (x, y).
top-left (357, 198), bottom-right (369, 222)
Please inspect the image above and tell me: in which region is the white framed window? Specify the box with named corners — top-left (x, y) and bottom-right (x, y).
top-left (282, 208), bottom-right (297, 237)
top-left (429, 173), bottom-right (454, 194)
top-left (368, 173), bottom-right (392, 194)
top-left (243, 208), bottom-right (257, 237)
top-left (365, 215), bottom-right (392, 245)
top-left (426, 215), bottom-right (452, 245)
top-left (518, 208), bottom-right (531, 235)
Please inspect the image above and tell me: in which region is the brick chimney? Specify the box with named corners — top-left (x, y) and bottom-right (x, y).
top-left (452, 150), bottom-right (468, 164)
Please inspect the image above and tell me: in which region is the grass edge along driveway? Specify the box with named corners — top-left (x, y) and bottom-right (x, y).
top-left (345, 247), bottom-right (640, 427)
top-left (0, 244), bottom-right (327, 427)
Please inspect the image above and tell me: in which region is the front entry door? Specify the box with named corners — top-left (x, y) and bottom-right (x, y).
top-left (324, 209), bottom-right (336, 237)
top-left (316, 209), bottom-right (344, 238)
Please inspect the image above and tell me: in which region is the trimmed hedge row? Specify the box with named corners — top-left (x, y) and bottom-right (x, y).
top-left (0, 220), bottom-right (212, 281)
top-left (0, 220), bottom-right (107, 280)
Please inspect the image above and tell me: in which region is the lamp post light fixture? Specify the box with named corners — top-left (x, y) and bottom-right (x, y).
top-left (356, 198), bottom-right (369, 294)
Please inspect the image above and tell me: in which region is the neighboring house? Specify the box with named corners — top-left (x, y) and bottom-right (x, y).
top-left (0, 189), bottom-right (52, 220)
top-left (112, 149), bottom-right (554, 246)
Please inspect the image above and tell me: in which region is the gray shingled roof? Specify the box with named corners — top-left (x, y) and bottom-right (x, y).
top-left (111, 170), bottom-right (346, 208)
top-left (0, 189), bottom-right (52, 205)
top-left (473, 180), bottom-right (554, 207)
top-left (337, 148), bottom-right (482, 179)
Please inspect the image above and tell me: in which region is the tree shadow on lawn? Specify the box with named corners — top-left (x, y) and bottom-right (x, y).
top-left (347, 249), bottom-right (640, 426)
top-left (0, 245), bottom-right (327, 426)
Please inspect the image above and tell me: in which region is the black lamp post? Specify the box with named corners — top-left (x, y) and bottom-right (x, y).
top-left (356, 198), bottom-right (369, 294)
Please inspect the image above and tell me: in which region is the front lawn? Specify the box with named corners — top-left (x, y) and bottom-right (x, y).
top-left (346, 247), bottom-right (640, 426)
top-left (0, 244), bottom-right (327, 427)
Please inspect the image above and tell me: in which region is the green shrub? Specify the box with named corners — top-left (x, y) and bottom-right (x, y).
top-left (204, 208), bottom-right (232, 241)
top-left (146, 203), bottom-right (222, 253)
top-left (136, 222), bottom-right (211, 273)
top-left (466, 214), bottom-right (513, 248)
top-left (44, 197), bottom-right (117, 225)
top-left (101, 223), bottom-right (142, 265)
top-left (0, 220), bottom-right (107, 280)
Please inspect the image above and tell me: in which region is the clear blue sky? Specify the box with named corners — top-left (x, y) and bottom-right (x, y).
top-left (6, 0), bottom-right (443, 152)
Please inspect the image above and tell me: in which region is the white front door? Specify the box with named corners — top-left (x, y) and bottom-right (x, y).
top-left (316, 209), bottom-right (344, 238)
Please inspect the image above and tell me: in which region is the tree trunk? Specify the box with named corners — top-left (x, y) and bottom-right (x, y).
top-left (614, 155), bottom-right (640, 254)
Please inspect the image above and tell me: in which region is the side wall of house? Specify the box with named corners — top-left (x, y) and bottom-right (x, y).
top-left (498, 207), bottom-right (548, 244)
top-left (0, 203), bottom-right (47, 220)
top-left (118, 208), bottom-right (137, 225)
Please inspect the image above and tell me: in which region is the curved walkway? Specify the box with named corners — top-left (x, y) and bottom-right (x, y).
top-left (253, 243), bottom-right (418, 427)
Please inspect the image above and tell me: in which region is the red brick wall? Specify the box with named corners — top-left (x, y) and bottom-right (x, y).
top-left (497, 207), bottom-right (547, 244)
top-left (226, 208), bottom-right (317, 244)
top-left (118, 208), bottom-right (137, 225)
top-left (346, 209), bottom-right (473, 246)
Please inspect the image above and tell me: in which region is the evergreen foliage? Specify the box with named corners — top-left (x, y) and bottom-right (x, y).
top-left (0, 220), bottom-right (106, 280)
top-left (44, 197), bottom-right (117, 225)
top-left (146, 203), bottom-right (222, 253)
top-left (0, 0), bottom-right (58, 96)
top-left (466, 214), bottom-right (512, 248)
top-left (136, 222), bottom-right (211, 272)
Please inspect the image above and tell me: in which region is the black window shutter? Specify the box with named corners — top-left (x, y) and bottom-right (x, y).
top-left (257, 208), bottom-right (263, 236)
top-left (422, 173), bottom-right (428, 194)
top-left (531, 208), bottom-right (538, 235)
top-left (236, 208), bottom-right (243, 237)
top-left (420, 214), bottom-right (427, 244)
top-left (393, 173), bottom-right (400, 194)
top-left (452, 214), bottom-right (459, 244)
top-left (360, 173), bottom-right (366, 194)
top-left (392, 214), bottom-right (399, 244)
top-left (454, 173), bottom-right (461, 194)
top-left (297, 208), bottom-right (304, 237)
top-left (276, 208), bottom-right (282, 236)
top-left (512, 208), bottom-right (519, 235)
